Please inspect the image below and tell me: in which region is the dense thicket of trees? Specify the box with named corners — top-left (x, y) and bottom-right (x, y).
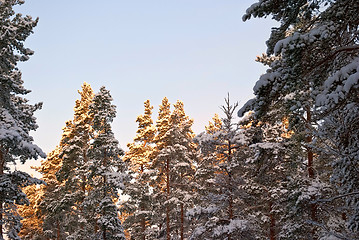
top-left (2, 0), bottom-right (359, 240)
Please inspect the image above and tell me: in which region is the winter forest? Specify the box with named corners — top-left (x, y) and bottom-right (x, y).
top-left (1, 0), bottom-right (359, 239)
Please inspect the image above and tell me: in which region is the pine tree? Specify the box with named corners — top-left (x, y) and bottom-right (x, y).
top-left (122, 100), bottom-right (156, 240)
top-left (313, 2), bottom-right (359, 237)
top-left (56, 82), bottom-right (94, 238)
top-left (239, 116), bottom-right (301, 240)
top-left (188, 96), bottom-right (254, 240)
top-left (151, 98), bottom-right (197, 240)
top-left (37, 147), bottom-right (66, 240)
top-left (85, 86), bottom-right (126, 240)
top-left (19, 135), bottom-right (71, 240)
top-left (240, 0), bottom-right (359, 238)
top-left (125, 100), bottom-right (155, 172)
top-left (0, 0), bottom-right (45, 239)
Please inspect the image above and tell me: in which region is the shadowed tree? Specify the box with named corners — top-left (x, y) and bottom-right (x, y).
top-left (0, 0), bottom-right (45, 239)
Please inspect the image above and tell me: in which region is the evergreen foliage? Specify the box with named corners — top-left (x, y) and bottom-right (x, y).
top-left (37, 147), bottom-right (65, 240)
top-left (0, 1), bottom-right (44, 239)
top-left (240, 0), bottom-right (359, 238)
top-left (18, 184), bottom-right (43, 240)
top-left (150, 98), bottom-right (198, 240)
top-left (85, 86), bottom-right (126, 240)
top-left (122, 100), bottom-right (156, 240)
top-left (189, 96), bottom-right (254, 240)
top-left (56, 83), bottom-right (95, 239)
top-left (10, 1), bottom-right (359, 240)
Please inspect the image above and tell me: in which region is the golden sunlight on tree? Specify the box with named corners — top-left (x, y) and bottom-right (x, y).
top-left (205, 113), bottom-right (222, 134)
top-left (124, 100), bottom-right (155, 172)
top-left (280, 117), bottom-right (294, 139)
top-left (18, 185), bottom-right (44, 239)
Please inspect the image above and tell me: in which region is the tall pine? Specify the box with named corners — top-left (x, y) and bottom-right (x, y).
top-left (37, 147), bottom-right (65, 239)
top-left (237, 0), bottom-right (358, 238)
top-left (0, 0), bottom-right (45, 239)
top-left (151, 98), bottom-right (197, 240)
top-left (189, 96), bottom-right (254, 240)
top-left (56, 82), bottom-right (94, 239)
top-left (85, 86), bottom-right (126, 240)
top-left (122, 100), bottom-right (156, 240)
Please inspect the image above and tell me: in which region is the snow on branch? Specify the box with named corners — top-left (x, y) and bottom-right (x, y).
top-left (311, 191), bottom-right (359, 204)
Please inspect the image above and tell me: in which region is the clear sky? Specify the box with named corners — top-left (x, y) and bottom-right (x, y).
top-left (14, 1), bottom-right (276, 174)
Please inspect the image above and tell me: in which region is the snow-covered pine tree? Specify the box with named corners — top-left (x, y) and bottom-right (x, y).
top-left (239, 115), bottom-right (301, 240)
top-left (37, 147), bottom-right (66, 240)
top-left (151, 98), bottom-right (197, 240)
top-left (314, 2), bottom-right (359, 238)
top-left (0, 1), bottom-right (45, 239)
top-left (237, 0), bottom-right (359, 238)
top-left (85, 86), bottom-right (126, 240)
top-left (188, 96), bottom-right (254, 240)
top-left (313, 2), bottom-right (359, 234)
top-left (167, 101), bottom-right (197, 240)
top-left (149, 97), bottom-right (171, 239)
top-left (205, 114), bottom-right (222, 135)
top-left (20, 127), bottom-right (74, 240)
top-left (187, 114), bottom-right (224, 239)
top-left (315, 108), bottom-right (359, 240)
top-left (125, 100), bottom-right (155, 172)
top-left (56, 82), bottom-right (94, 238)
top-left (122, 100), bottom-right (156, 240)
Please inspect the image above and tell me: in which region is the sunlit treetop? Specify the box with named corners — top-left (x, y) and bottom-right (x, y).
top-left (154, 97), bottom-right (172, 150)
top-left (205, 114), bottom-right (222, 134)
top-left (74, 82), bottom-right (94, 124)
top-left (134, 100), bottom-right (155, 144)
top-left (124, 100), bottom-right (155, 171)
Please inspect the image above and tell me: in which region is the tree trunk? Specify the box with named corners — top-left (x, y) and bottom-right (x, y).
top-left (103, 228), bottom-right (106, 240)
top-left (166, 158), bottom-right (170, 240)
top-left (141, 215), bottom-right (146, 240)
top-left (180, 203), bottom-right (184, 240)
top-left (103, 151), bottom-right (107, 240)
top-left (227, 141), bottom-right (233, 240)
top-left (56, 220), bottom-right (60, 240)
top-left (94, 222), bottom-right (99, 237)
top-left (269, 201), bottom-right (276, 240)
top-left (140, 164), bottom-right (146, 240)
top-left (306, 108), bottom-right (317, 240)
top-left (0, 148), bottom-right (4, 239)
top-left (306, 110), bottom-right (314, 179)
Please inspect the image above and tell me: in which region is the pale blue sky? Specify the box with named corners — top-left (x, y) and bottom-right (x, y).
top-left (15, 1), bottom-right (275, 173)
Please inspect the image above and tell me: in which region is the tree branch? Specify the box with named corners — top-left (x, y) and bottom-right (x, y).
top-left (306, 44), bottom-right (359, 77)
top-left (312, 191), bottom-right (359, 204)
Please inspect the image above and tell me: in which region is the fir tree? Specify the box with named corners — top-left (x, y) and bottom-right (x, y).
top-left (0, 0), bottom-right (45, 239)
